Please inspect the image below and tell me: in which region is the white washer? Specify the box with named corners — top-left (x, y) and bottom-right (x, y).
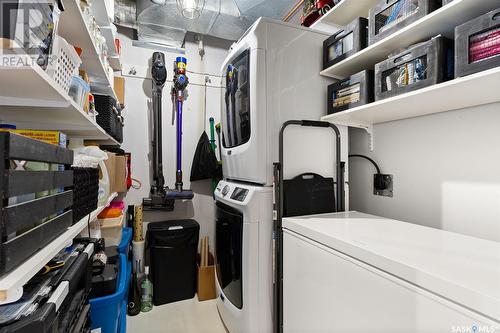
top-left (214, 180), bottom-right (273, 333)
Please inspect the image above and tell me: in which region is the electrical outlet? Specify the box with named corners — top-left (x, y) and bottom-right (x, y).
top-left (374, 174), bottom-right (393, 197)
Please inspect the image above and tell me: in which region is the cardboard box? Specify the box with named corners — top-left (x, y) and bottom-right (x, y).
top-left (197, 236), bottom-right (216, 301)
top-left (114, 155), bottom-right (127, 193)
top-left (104, 152), bottom-right (117, 193)
top-left (114, 76), bottom-right (125, 107)
top-left (197, 253), bottom-right (216, 301)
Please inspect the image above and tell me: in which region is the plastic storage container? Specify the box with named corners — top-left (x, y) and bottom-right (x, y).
top-left (146, 220), bottom-right (200, 305)
top-left (99, 215), bottom-right (124, 247)
top-left (368, 0), bottom-right (441, 45)
top-left (46, 35), bottom-right (82, 94)
top-left (90, 253), bottom-right (130, 333)
top-left (68, 76), bottom-right (90, 108)
top-left (323, 17), bottom-right (368, 69)
top-left (374, 36), bottom-right (454, 101)
top-left (327, 70), bottom-right (374, 114)
top-left (455, 8), bottom-right (500, 78)
top-left (117, 227), bottom-right (132, 257)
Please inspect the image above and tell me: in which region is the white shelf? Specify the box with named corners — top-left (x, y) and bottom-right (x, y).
top-left (0, 193), bottom-right (118, 305)
top-left (0, 63), bottom-right (119, 144)
top-left (58, 0), bottom-right (118, 100)
top-left (320, 0), bottom-right (500, 78)
top-left (101, 26), bottom-right (122, 71)
top-left (321, 67), bottom-right (500, 127)
top-left (91, 0), bottom-right (114, 27)
top-left (311, 0), bottom-right (379, 28)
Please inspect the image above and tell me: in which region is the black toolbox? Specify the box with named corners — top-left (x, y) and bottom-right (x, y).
top-left (327, 70), bottom-right (374, 114)
top-left (323, 17), bottom-right (368, 69)
top-left (455, 8), bottom-right (500, 78)
top-left (374, 36), bottom-right (453, 100)
top-left (0, 241), bottom-right (95, 333)
top-left (146, 220), bottom-right (199, 305)
top-left (369, 0), bottom-right (442, 45)
top-left (0, 132), bottom-right (73, 275)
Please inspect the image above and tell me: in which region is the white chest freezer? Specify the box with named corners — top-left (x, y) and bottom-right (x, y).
top-left (282, 211), bottom-right (500, 333)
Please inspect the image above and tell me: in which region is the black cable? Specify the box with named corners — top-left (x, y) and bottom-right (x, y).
top-left (348, 154), bottom-right (381, 174)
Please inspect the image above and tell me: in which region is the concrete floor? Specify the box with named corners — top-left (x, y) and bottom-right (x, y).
top-left (127, 298), bottom-right (227, 333)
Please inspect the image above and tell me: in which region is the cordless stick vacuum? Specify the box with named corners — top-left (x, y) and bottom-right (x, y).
top-left (167, 57), bottom-right (194, 200)
top-left (143, 53), bottom-right (193, 210)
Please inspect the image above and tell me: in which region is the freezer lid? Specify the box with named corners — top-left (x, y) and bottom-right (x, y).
top-left (282, 211), bottom-right (500, 321)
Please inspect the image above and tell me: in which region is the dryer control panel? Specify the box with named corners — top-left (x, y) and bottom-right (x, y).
top-left (230, 187), bottom-right (249, 202)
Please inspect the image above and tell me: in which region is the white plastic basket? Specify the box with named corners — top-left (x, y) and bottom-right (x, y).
top-left (46, 35), bottom-right (82, 94)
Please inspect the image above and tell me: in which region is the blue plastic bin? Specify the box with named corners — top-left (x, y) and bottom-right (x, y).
top-left (90, 253), bottom-right (130, 333)
top-left (117, 227), bottom-right (132, 255)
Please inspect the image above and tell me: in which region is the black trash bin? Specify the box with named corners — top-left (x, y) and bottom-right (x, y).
top-left (146, 219), bottom-right (200, 305)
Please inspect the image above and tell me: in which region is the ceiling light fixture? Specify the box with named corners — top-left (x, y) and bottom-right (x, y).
top-left (177, 0), bottom-right (206, 19)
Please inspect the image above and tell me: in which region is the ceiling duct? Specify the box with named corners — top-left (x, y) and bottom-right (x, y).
top-left (135, 0), bottom-right (296, 45)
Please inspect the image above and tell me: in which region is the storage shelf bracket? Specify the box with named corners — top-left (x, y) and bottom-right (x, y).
top-left (324, 119), bottom-right (374, 151)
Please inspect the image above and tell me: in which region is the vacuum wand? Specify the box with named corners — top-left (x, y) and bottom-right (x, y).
top-left (169, 57), bottom-right (194, 200)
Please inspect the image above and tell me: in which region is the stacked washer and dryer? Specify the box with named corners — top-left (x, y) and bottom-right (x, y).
top-left (214, 18), bottom-right (348, 333)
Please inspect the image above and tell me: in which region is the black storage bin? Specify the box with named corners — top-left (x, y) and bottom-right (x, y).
top-left (375, 36), bottom-right (453, 101)
top-left (283, 173), bottom-right (336, 218)
top-left (94, 94), bottom-right (123, 142)
top-left (327, 70), bottom-right (374, 114)
top-left (323, 17), bottom-right (368, 69)
top-left (442, 0), bottom-right (453, 5)
top-left (369, 0), bottom-right (441, 45)
top-left (455, 8), bottom-right (500, 78)
top-left (146, 220), bottom-right (200, 305)
top-left (0, 133), bottom-right (73, 275)
top-left (72, 167), bottom-right (99, 223)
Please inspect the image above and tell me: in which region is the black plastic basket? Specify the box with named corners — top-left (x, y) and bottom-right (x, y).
top-left (0, 132), bottom-right (73, 275)
top-left (94, 94), bottom-right (119, 139)
top-left (323, 17), bottom-right (368, 69)
top-left (369, 0), bottom-right (441, 45)
top-left (72, 167), bottom-right (99, 223)
top-left (455, 8), bottom-right (500, 78)
top-left (375, 36), bottom-right (453, 101)
top-left (327, 70), bottom-right (374, 114)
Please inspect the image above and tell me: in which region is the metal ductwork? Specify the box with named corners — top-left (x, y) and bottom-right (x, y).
top-left (127, 0), bottom-right (295, 48)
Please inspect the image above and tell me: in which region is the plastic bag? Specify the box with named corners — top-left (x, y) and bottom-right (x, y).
top-left (190, 132), bottom-right (218, 181)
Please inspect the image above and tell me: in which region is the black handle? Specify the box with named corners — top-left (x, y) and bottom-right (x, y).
top-left (300, 120), bottom-right (330, 127)
top-left (493, 12), bottom-right (500, 21)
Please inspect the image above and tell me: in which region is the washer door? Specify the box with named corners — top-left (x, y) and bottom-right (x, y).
top-left (215, 202), bottom-right (243, 309)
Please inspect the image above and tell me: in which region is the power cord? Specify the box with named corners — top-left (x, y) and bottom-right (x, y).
top-left (348, 154), bottom-right (381, 174)
top-left (348, 154), bottom-right (388, 191)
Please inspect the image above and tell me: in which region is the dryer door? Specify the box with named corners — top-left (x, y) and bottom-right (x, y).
top-left (215, 202), bottom-right (243, 309)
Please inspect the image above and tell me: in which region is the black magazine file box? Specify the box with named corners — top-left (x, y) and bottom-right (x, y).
top-left (323, 17), bottom-right (368, 70)
top-left (369, 0), bottom-right (441, 45)
top-left (374, 36), bottom-right (453, 101)
top-left (455, 8), bottom-right (500, 78)
top-left (327, 70), bottom-right (374, 114)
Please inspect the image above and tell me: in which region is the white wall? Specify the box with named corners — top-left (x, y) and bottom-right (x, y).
top-left (348, 102), bottom-right (500, 242)
top-left (118, 29), bottom-right (232, 248)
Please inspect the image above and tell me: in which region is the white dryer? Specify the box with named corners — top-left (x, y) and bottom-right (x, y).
top-left (214, 180), bottom-right (273, 333)
top-left (220, 17), bottom-right (349, 187)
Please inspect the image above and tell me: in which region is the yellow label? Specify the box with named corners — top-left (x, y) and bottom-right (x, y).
top-left (0, 129), bottom-right (66, 146)
top-left (177, 62), bottom-right (186, 70)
